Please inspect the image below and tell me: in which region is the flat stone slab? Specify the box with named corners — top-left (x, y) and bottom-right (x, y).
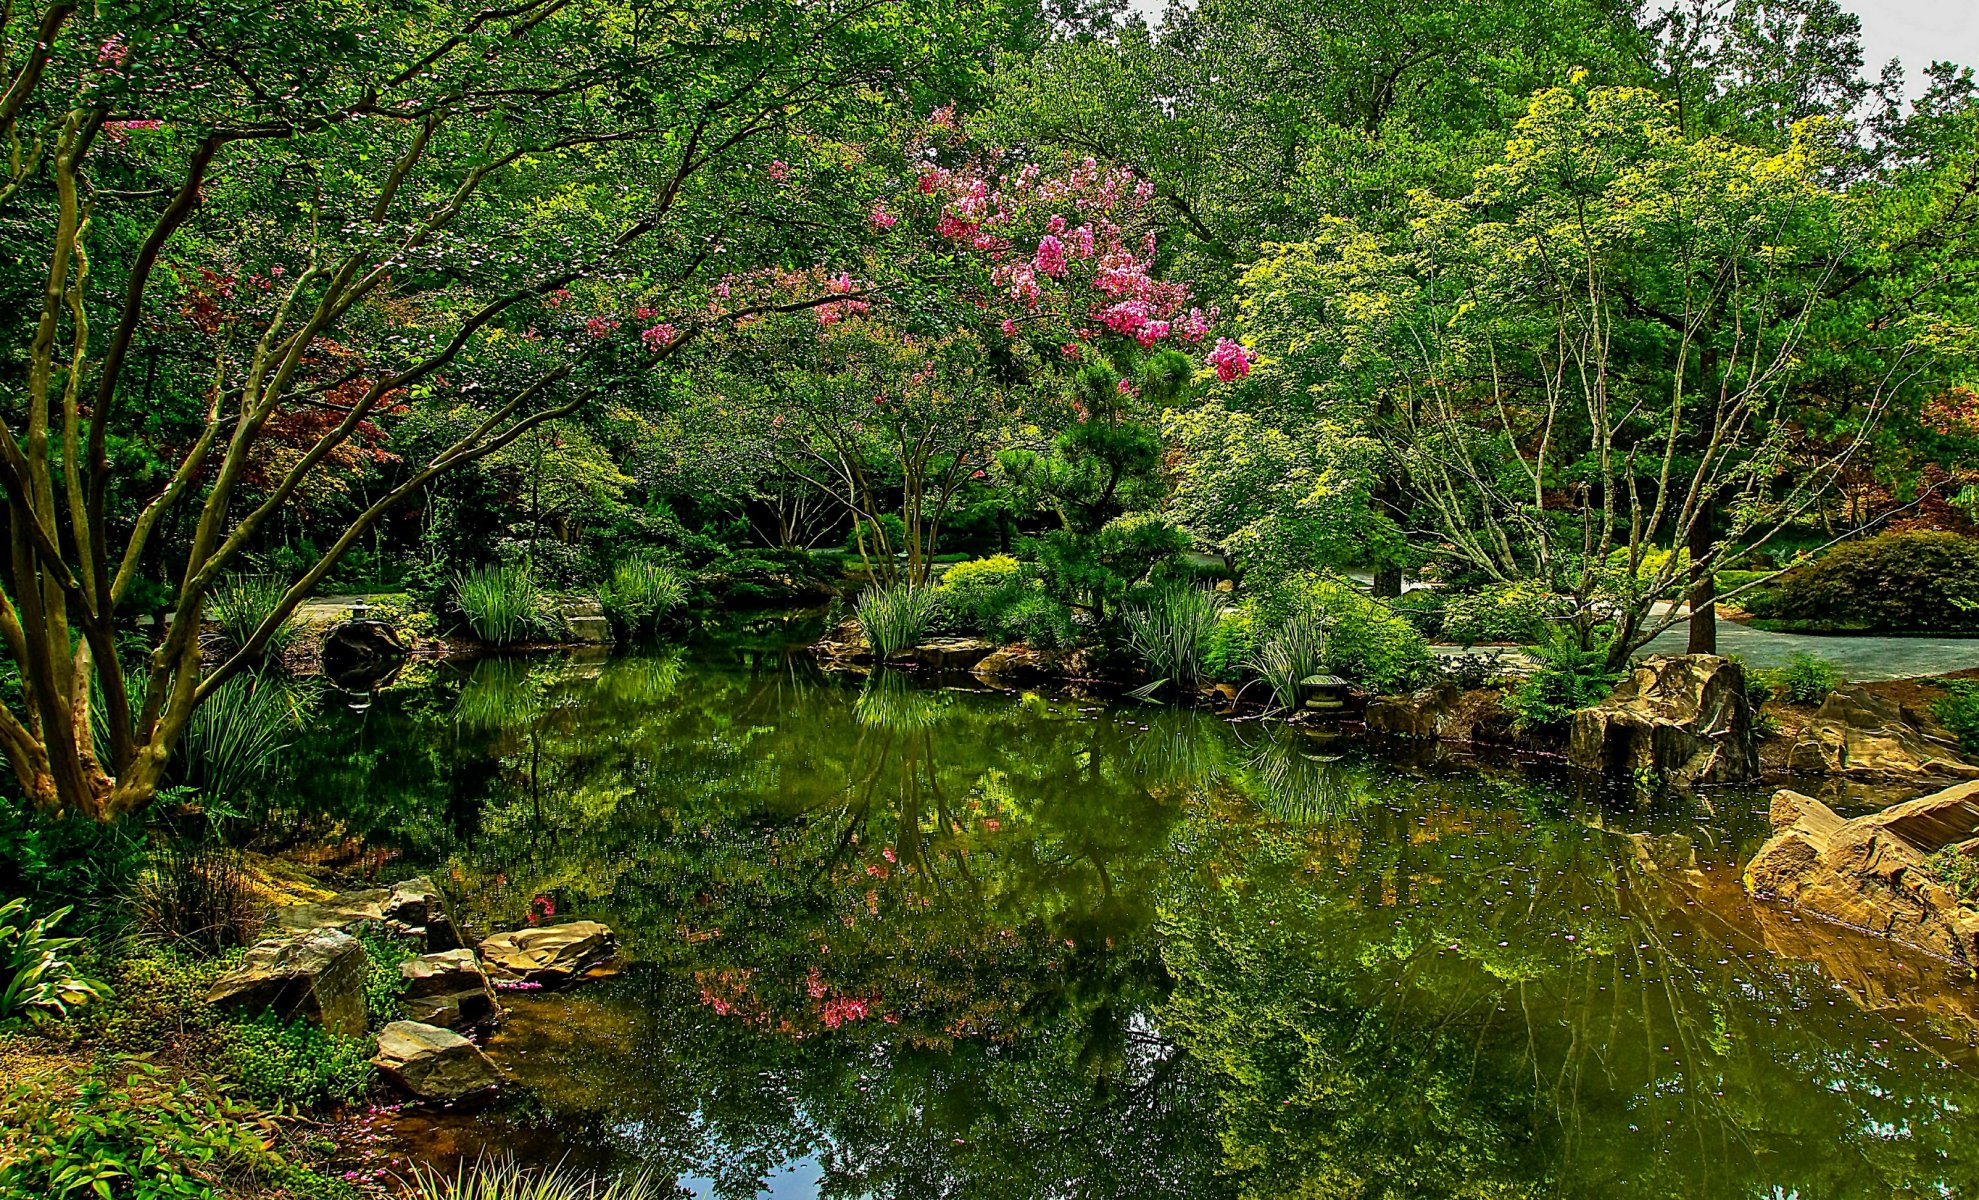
top-left (478, 920), bottom-right (616, 984)
top-left (372, 1020), bottom-right (500, 1103)
top-left (400, 948), bottom-right (500, 1030)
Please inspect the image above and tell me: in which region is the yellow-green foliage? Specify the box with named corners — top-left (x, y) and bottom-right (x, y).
top-left (935, 555), bottom-right (1029, 632)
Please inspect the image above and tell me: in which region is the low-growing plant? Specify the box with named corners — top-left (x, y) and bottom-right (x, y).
top-left (86, 945), bottom-right (234, 1053)
top-left (1770, 651), bottom-right (1843, 705)
top-left (1122, 587), bottom-right (1221, 684)
top-left (1204, 605), bottom-right (1262, 682)
top-left (455, 562), bottom-right (546, 644)
top-left (935, 555), bottom-right (1029, 633)
top-left (597, 557), bottom-right (688, 633)
top-left (1437, 653), bottom-right (1499, 692)
top-left (208, 572), bottom-right (298, 657)
top-left (855, 582), bottom-right (942, 660)
top-left (1250, 608), bottom-right (1328, 711)
top-left (1929, 845), bottom-right (1979, 908)
top-left (1725, 654), bottom-right (1779, 736)
top-left (221, 1010), bottom-right (375, 1107)
top-left (1504, 630), bottom-right (1626, 731)
top-left (1934, 680), bottom-right (1979, 757)
top-left (358, 931), bottom-right (414, 1026)
top-left (403, 1160), bottom-right (660, 1200)
top-left (1, 898), bottom-right (108, 1024)
top-left (1275, 575), bottom-right (1435, 694)
top-left (993, 593), bottom-right (1076, 650)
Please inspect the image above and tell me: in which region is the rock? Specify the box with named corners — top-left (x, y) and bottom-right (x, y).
top-left (275, 876), bottom-right (459, 952)
top-left (972, 644), bottom-right (1078, 683)
top-left (321, 619), bottom-right (408, 690)
top-left (1567, 654), bottom-right (1758, 787)
top-left (206, 929), bottom-right (369, 1037)
top-left (1787, 686), bottom-right (1979, 782)
top-left (371, 1020), bottom-right (500, 1104)
top-left (812, 619), bottom-right (873, 665)
top-left (1366, 683), bottom-right (1467, 739)
top-left (560, 598), bottom-right (614, 645)
top-left (478, 920), bottom-right (616, 984)
top-left (1743, 779), bottom-right (1979, 967)
top-left (400, 948), bottom-right (500, 1030)
top-left (904, 637), bottom-right (996, 670)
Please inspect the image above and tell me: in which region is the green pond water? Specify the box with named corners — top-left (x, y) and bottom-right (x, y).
top-left (282, 630), bottom-right (1979, 1199)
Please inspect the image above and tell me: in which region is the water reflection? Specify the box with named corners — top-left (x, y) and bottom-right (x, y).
top-left (276, 648), bottom-right (1979, 1199)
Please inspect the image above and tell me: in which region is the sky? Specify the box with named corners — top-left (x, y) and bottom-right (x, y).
top-left (1122, 0), bottom-right (1979, 99)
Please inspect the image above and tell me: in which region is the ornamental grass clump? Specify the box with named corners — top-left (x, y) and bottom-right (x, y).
top-left (856, 582), bottom-right (941, 661)
top-left (1251, 607), bottom-right (1328, 711)
top-left (207, 572), bottom-right (296, 657)
top-left (1123, 587), bottom-right (1221, 684)
top-left (597, 556), bottom-right (688, 632)
top-left (455, 563), bottom-right (543, 644)
top-left (403, 1160), bottom-right (659, 1200)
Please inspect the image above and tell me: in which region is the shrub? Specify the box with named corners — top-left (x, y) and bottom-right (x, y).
top-left (1440, 581), bottom-right (1566, 647)
top-left (1277, 575), bottom-right (1435, 693)
top-left (935, 555), bottom-right (1028, 632)
top-left (221, 1010), bottom-right (375, 1107)
top-left (1, 898), bottom-right (108, 1024)
top-left (358, 931), bottom-right (414, 1026)
top-left (597, 557), bottom-right (688, 633)
top-left (0, 1064), bottom-right (295, 1199)
top-left (403, 1160), bottom-right (660, 1200)
top-left (1388, 588), bottom-right (1445, 639)
top-left (855, 582), bottom-right (941, 660)
top-left (1122, 588), bottom-right (1222, 684)
top-left (1204, 605), bottom-right (1262, 682)
top-left (1934, 680), bottom-right (1979, 757)
top-left (1250, 608), bottom-right (1328, 710)
top-left (1504, 631), bottom-right (1625, 731)
top-left (135, 839), bottom-right (265, 954)
top-left (1769, 651), bottom-right (1843, 705)
top-left (0, 801), bottom-right (143, 924)
top-left (208, 572), bottom-right (297, 656)
top-left (455, 562), bottom-right (545, 644)
top-left (1751, 531), bottom-right (1979, 631)
top-left (994, 593), bottom-right (1076, 650)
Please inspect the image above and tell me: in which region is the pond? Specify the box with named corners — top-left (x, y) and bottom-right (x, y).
top-left (280, 627), bottom-right (1979, 1199)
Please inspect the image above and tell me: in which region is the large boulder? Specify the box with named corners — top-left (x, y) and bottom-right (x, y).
top-left (400, 948), bottom-right (501, 1030)
top-left (206, 929), bottom-right (369, 1037)
top-left (972, 644), bottom-right (1081, 684)
top-left (1568, 655), bottom-right (1758, 787)
top-left (478, 920), bottom-right (617, 985)
top-left (1367, 682), bottom-right (1470, 740)
top-left (321, 619), bottom-right (408, 690)
top-left (904, 637), bottom-right (997, 670)
top-left (1743, 780), bottom-right (1979, 967)
top-left (812, 619), bottom-right (873, 665)
top-left (275, 876), bottom-right (461, 952)
top-left (1788, 687), bottom-right (1979, 783)
top-left (371, 1020), bottom-right (501, 1104)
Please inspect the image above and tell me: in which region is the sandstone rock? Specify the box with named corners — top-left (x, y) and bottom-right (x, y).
top-left (1743, 779), bottom-right (1979, 967)
top-left (371, 1020), bottom-right (500, 1104)
top-left (560, 598), bottom-right (614, 645)
top-left (400, 948), bottom-right (500, 1030)
top-left (321, 619), bottom-right (408, 688)
top-left (972, 644), bottom-right (1078, 683)
top-left (275, 877), bottom-right (457, 951)
top-left (1366, 683), bottom-right (1466, 740)
top-left (1568, 655), bottom-right (1758, 787)
top-left (206, 929), bottom-right (369, 1037)
top-left (478, 920), bottom-right (616, 984)
top-left (812, 619), bottom-right (873, 665)
top-left (904, 637), bottom-right (997, 670)
top-left (1787, 687), bottom-right (1979, 782)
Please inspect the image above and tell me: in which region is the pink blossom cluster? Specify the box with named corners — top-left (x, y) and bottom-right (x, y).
top-left (641, 322), bottom-right (677, 350)
top-left (869, 203), bottom-right (897, 231)
top-left (1208, 338), bottom-right (1254, 382)
top-left (585, 316), bottom-right (620, 339)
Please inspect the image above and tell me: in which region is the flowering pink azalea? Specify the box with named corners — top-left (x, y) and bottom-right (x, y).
top-left (641, 322), bottom-right (677, 350)
top-left (585, 316), bottom-right (620, 339)
top-left (1135, 320), bottom-right (1170, 348)
top-left (1000, 318), bottom-right (1018, 336)
top-left (767, 159), bottom-right (791, 183)
top-left (1116, 378), bottom-right (1136, 396)
top-left (1209, 338), bottom-right (1254, 382)
top-left (635, 306), bottom-right (657, 320)
top-left (869, 203), bottom-right (897, 230)
top-left (1060, 343), bottom-right (1082, 361)
top-left (1034, 234), bottom-right (1067, 278)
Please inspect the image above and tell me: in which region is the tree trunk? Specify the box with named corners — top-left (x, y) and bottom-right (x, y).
top-left (1685, 504), bottom-right (1717, 655)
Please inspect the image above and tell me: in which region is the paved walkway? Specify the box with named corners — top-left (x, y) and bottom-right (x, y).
top-left (1641, 617), bottom-right (1979, 681)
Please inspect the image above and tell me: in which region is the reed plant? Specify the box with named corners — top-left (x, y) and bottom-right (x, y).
top-left (403, 1161), bottom-right (657, 1200)
top-left (135, 837), bottom-right (265, 953)
top-left (1251, 607), bottom-right (1328, 711)
top-left (178, 673), bottom-right (314, 801)
top-left (855, 581), bottom-right (940, 661)
top-left (1122, 587), bottom-right (1221, 684)
top-left (597, 557), bottom-right (688, 632)
top-left (455, 562), bottom-right (543, 644)
top-left (207, 572), bottom-right (296, 657)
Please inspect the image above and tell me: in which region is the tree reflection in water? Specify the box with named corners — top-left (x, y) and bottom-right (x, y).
top-left (279, 649), bottom-right (1979, 1199)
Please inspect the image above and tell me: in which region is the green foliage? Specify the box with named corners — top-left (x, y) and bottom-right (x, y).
top-left (1250, 608), bottom-right (1329, 711)
top-left (403, 1161), bottom-right (660, 1200)
top-left (1932, 681), bottom-right (1979, 757)
top-left (1204, 606), bottom-right (1263, 682)
top-left (1387, 589), bottom-right (1445, 639)
top-left (1275, 575), bottom-right (1435, 694)
top-left (1440, 582), bottom-right (1565, 647)
top-left (1504, 632), bottom-right (1625, 731)
top-left (0, 1063), bottom-right (292, 1200)
top-left (597, 557), bottom-right (689, 633)
top-left (219, 1011), bottom-right (375, 1108)
top-left (1770, 651), bottom-right (1844, 705)
top-left (935, 555), bottom-right (1029, 633)
top-left (993, 594), bottom-right (1076, 650)
top-left (0, 802), bottom-right (143, 922)
top-left (85, 947), bottom-right (233, 1055)
top-left (358, 933), bottom-right (413, 1027)
top-left (134, 839), bottom-right (265, 954)
top-left (1026, 513), bottom-right (1190, 619)
top-left (1929, 846), bottom-right (1979, 909)
top-left (1748, 532), bottom-right (1979, 632)
top-left (455, 563), bottom-right (549, 645)
top-left (1, 898), bottom-right (108, 1024)
top-left (206, 574), bottom-right (297, 658)
top-left (855, 583), bottom-right (942, 660)
top-left (176, 675), bottom-right (314, 801)
top-left (1122, 588), bottom-right (1222, 684)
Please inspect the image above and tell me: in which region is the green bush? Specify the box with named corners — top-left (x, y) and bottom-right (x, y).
top-left (207, 573), bottom-right (297, 657)
top-left (1388, 588), bottom-right (1445, 639)
top-left (1934, 680), bottom-right (1979, 757)
top-left (1204, 605), bottom-right (1262, 681)
top-left (597, 556), bottom-right (688, 633)
top-left (855, 582), bottom-right (942, 660)
top-left (1440, 582), bottom-right (1566, 647)
top-left (220, 1010), bottom-right (375, 1107)
top-left (1929, 844), bottom-right (1979, 908)
top-left (1, 898), bottom-right (108, 1024)
top-left (935, 555), bottom-right (1029, 633)
top-left (454, 562), bottom-right (546, 644)
top-left (1769, 651), bottom-right (1843, 705)
top-left (1748, 531), bottom-right (1979, 631)
top-left (1277, 575), bottom-right (1435, 694)
top-left (0, 1063), bottom-right (299, 1200)
top-left (1504, 631), bottom-right (1625, 731)
top-left (358, 932), bottom-right (414, 1026)
top-left (1122, 588), bottom-right (1222, 684)
top-left (993, 593), bottom-right (1076, 650)
top-left (0, 801), bottom-right (143, 924)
